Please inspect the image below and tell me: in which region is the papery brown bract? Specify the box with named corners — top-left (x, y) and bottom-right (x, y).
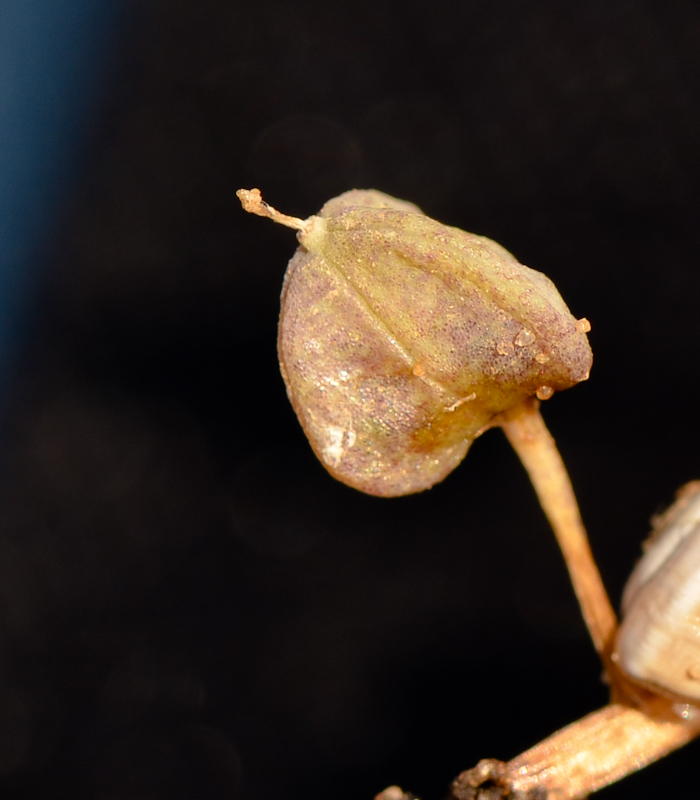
top-left (277, 190), bottom-right (592, 497)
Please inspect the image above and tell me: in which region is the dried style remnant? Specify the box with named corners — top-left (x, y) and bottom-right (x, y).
top-left (239, 188), bottom-right (592, 497)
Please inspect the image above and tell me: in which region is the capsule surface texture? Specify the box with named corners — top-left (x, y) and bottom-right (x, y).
top-left (278, 189), bottom-right (593, 496)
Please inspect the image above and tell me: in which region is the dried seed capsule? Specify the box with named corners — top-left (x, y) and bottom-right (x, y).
top-left (238, 188), bottom-right (592, 497)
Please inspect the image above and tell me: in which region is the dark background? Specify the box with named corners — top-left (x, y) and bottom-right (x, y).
top-left (2, 1), bottom-right (700, 798)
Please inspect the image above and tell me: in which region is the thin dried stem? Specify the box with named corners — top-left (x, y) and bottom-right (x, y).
top-left (236, 188), bottom-right (310, 234)
top-left (496, 398), bottom-right (617, 670)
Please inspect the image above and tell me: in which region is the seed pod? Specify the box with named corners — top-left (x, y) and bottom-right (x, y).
top-left (238, 188), bottom-right (592, 497)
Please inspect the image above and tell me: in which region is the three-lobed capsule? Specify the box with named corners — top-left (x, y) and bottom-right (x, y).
top-left (271, 188), bottom-right (593, 496)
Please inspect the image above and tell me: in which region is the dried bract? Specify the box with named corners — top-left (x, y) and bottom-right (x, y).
top-left (615, 480), bottom-right (700, 701)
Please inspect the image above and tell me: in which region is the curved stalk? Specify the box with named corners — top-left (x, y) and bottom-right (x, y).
top-left (495, 398), bottom-right (617, 670)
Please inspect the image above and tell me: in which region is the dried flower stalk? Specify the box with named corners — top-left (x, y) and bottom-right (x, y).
top-left (495, 398), bottom-right (617, 671)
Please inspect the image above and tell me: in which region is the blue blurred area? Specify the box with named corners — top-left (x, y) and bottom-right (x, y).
top-left (0, 0), bottom-right (123, 381)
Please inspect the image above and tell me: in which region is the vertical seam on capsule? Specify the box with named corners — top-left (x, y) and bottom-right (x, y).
top-left (318, 252), bottom-right (459, 401)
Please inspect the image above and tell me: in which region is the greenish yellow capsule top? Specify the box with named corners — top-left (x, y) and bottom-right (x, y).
top-left (238, 188), bottom-right (592, 497)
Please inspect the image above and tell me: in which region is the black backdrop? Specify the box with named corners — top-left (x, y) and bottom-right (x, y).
top-left (2, 1), bottom-right (700, 797)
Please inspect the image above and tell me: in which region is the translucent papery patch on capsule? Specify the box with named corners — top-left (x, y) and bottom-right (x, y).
top-left (616, 485), bottom-right (700, 701)
top-left (622, 482), bottom-right (700, 613)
